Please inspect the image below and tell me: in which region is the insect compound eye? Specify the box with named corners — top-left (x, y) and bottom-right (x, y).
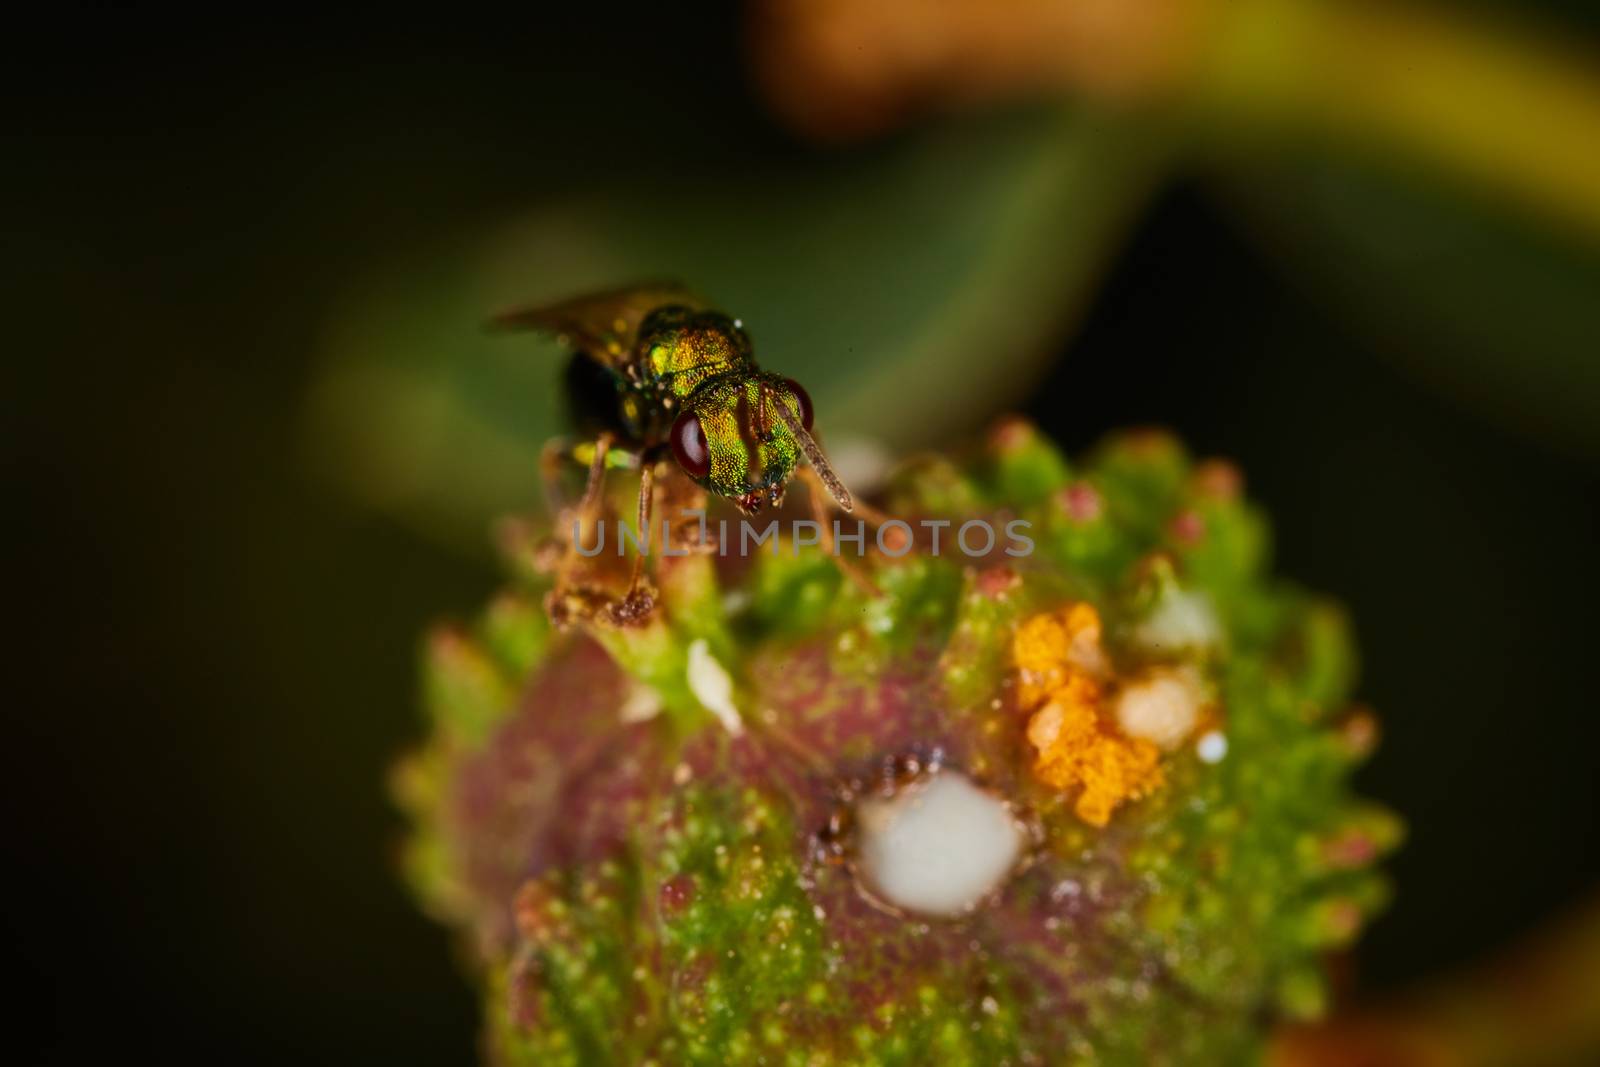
top-left (670, 410), bottom-right (711, 480)
top-left (782, 378), bottom-right (815, 431)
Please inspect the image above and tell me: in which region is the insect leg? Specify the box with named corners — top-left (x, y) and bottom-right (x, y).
top-left (629, 462), bottom-right (654, 591)
top-left (542, 434), bottom-right (643, 521)
top-left (546, 432), bottom-right (620, 627)
top-left (579, 432), bottom-right (614, 515)
top-left (603, 463), bottom-right (658, 626)
top-left (539, 436), bottom-right (573, 516)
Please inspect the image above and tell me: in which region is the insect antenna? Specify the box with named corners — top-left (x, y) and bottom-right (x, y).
top-left (771, 390), bottom-right (853, 512)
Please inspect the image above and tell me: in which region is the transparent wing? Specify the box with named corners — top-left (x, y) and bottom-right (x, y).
top-left (489, 282), bottom-right (708, 369)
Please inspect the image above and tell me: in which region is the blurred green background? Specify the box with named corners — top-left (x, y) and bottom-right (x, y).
top-left (8, 3), bottom-right (1600, 1064)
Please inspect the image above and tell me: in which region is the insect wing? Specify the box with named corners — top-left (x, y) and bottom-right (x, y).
top-left (490, 282), bottom-right (707, 369)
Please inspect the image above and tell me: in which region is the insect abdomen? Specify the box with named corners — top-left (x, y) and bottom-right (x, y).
top-left (562, 351), bottom-right (642, 443)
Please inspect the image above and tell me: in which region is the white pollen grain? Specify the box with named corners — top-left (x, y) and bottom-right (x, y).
top-left (856, 770), bottom-right (1023, 918)
top-left (1197, 730), bottom-right (1228, 764)
top-left (687, 639), bottom-right (743, 735)
top-left (1114, 667), bottom-right (1204, 751)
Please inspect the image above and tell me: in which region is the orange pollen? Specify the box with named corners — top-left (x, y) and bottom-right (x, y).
top-left (1012, 603), bottom-right (1164, 826)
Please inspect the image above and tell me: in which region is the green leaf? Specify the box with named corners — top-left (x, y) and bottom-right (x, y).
top-left (1214, 153), bottom-right (1600, 457)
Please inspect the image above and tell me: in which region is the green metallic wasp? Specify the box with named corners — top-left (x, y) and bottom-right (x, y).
top-left (494, 283), bottom-right (857, 623)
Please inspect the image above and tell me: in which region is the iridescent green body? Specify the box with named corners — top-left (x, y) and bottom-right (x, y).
top-left (498, 286), bottom-right (814, 513)
top-left (631, 307), bottom-right (808, 508)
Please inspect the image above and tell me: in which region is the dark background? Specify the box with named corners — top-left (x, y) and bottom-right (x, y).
top-left (9, 7), bottom-right (1598, 1065)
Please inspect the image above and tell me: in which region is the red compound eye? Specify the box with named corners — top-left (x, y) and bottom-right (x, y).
top-left (670, 410), bottom-right (710, 479)
top-left (783, 378), bottom-right (814, 431)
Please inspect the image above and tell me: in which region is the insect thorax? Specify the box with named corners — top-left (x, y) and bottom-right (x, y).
top-left (564, 306), bottom-right (760, 447)
top-left (638, 308), bottom-right (755, 403)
